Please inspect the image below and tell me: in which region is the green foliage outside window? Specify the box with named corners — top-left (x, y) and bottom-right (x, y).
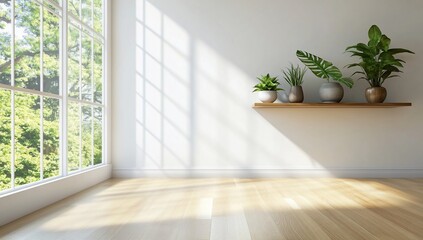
top-left (0, 0), bottom-right (104, 192)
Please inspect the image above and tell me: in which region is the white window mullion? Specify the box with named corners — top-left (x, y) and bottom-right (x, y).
top-left (40, 4), bottom-right (44, 93)
top-left (91, 106), bottom-right (94, 166)
top-left (39, 4), bottom-right (44, 181)
top-left (0, 83), bottom-right (62, 99)
top-left (102, 43), bottom-right (105, 165)
top-left (91, 0), bottom-right (94, 29)
top-left (10, 0), bottom-right (16, 190)
top-left (61, 0), bottom-right (68, 176)
top-left (10, 91), bottom-right (15, 189)
top-left (40, 97), bottom-right (44, 180)
top-left (79, 103), bottom-right (82, 170)
top-left (91, 36), bottom-right (94, 166)
top-left (78, 17), bottom-right (82, 170)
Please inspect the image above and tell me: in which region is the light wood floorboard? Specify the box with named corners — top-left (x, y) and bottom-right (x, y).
top-left (1, 178), bottom-right (423, 240)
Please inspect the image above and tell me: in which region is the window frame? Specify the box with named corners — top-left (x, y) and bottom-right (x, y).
top-left (0, 0), bottom-right (108, 195)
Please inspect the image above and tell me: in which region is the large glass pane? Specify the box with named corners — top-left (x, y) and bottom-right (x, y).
top-left (68, 101), bottom-right (80, 172)
top-left (43, 97), bottom-right (60, 179)
top-left (0, 0), bottom-right (12, 85)
top-left (0, 89), bottom-right (11, 191)
top-left (82, 105), bottom-right (92, 168)
top-left (15, 0), bottom-right (41, 91)
top-left (93, 41), bottom-right (102, 104)
top-left (43, 9), bottom-right (60, 94)
top-left (68, 0), bottom-right (80, 18)
top-left (81, 0), bottom-right (92, 27)
top-left (93, 0), bottom-right (102, 34)
top-left (68, 24), bottom-right (80, 99)
top-left (43, 1), bottom-right (60, 14)
top-left (93, 106), bottom-right (102, 165)
top-left (81, 33), bottom-right (92, 101)
top-left (15, 92), bottom-right (40, 186)
top-left (47, 0), bottom-right (60, 6)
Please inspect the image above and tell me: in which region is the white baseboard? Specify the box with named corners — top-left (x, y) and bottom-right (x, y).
top-left (0, 164), bottom-right (112, 227)
top-left (113, 168), bottom-right (423, 178)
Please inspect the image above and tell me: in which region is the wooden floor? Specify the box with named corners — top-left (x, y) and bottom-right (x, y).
top-left (1, 179), bottom-right (423, 240)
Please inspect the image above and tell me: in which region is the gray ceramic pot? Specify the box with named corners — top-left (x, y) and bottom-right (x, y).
top-left (319, 82), bottom-right (344, 103)
top-left (288, 86), bottom-right (304, 103)
top-left (365, 87), bottom-right (387, 103)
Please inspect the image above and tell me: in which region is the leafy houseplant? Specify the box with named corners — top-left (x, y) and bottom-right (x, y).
top-left (296, 50), bottom-right (353, 103)
top-left (282, 64), bottom-right (307, 103)
top-left (282, 64), bottom-right (307, 87)
top-left (253, 74), bottom-right (283, 103)
top-left (346, 25), bottom-right (414, 103)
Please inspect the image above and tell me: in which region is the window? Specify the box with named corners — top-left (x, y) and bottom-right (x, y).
top-left (0, 0), bottom-right (106, 193)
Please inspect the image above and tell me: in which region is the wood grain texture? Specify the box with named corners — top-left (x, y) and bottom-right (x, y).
top-left (253, 103), bottom-right (412, 108)
top-left (1, 178), bottom-right (423, 240)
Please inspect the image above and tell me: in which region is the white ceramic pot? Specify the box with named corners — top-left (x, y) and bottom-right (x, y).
top-left (319, 82), bottom-right (344, 103)
top-left (258, 91), bottom-right (278, 103)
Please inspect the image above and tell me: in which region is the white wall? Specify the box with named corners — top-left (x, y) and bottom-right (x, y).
top-left (112, 0), bottom-right (423, 177)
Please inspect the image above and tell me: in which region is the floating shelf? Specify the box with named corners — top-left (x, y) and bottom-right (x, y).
top-left (253, 102), bottom-right (412, 108)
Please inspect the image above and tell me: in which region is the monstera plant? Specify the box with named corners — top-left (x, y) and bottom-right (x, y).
top-left (346, 25), bottom-right (414, 103)
top-left (296, 50), bottom-right (353, 103)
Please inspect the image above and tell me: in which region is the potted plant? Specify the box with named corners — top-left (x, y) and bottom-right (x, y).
top-left (253, 74), bottom-right (284, 103)
top-left (282, 64), bottom-right (307, 103)
top-left (296, 50), bottom-right (354, 103)
top-left (346, 25), bottom-right (414, 103)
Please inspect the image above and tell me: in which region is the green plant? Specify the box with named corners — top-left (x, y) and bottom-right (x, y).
top-left (282, 64), bottom-right (307, 86)
top-left (346, 25), bottom-right (414, 87)
top-left (253, 74), bottom-right (284, 92)
top-left (296, 50), bottom-right (354, 88)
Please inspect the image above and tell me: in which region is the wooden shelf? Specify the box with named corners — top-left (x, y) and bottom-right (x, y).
top-left (253, 102), bottom-right (412, 108)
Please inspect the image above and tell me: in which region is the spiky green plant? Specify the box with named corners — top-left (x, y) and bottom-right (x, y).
top-left (282, 64), bottom-right (307, 86)
top-left (296, 50), bottom-right (354, 88)
top-left (346, 25), bottom-right (414, 87)
top-left (253, 74), bottom-right (283, 92)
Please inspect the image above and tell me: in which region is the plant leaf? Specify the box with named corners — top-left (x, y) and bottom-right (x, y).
top-left (296, 50), bottom-right (340, 80)
top-left (387, 48), bottom-right (415, 55)
top-left (297, 50), bottom-right (354, 88)
top-left (352, 71), bottom-right (365, 76)
top-left (379, 35), bottom-right (391, 51)
top-left (337, 77), bottom-right (354, 88)
top-left (368, 25), bottom-right (382, 42)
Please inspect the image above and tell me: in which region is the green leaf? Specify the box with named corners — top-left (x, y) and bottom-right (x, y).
top-left (351, 71), bottom-right (365, 76)
top-left (296, 50), bottom-right (339, 80)
top-left (253, 73), bottom-right (283, 91)
top-left (387, 48), bottom-right (415, 55)
top-left (368, 39), bottom-right (379, 48)
top-left (381, 70), bottom-right (393, 80)
top-left (297, 50), bottom-right (353, 88)
top-left (368, 25), bottom-right (382, 42)
top-left (338, 77), bottom-right (354, 88)
top-left (379, 35), bottom-right (391, 51)
top-left (282, 64), bottom-right (307, 86)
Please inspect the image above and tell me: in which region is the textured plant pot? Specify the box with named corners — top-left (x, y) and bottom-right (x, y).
top-left (288, 86), bottom-right (304, 103)
top-left (258, 91), bottom-right (278, 103)
top-left (319, 82), bottom-right (344, 103)
top-left (365, 87), bottom-right (387, 103)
